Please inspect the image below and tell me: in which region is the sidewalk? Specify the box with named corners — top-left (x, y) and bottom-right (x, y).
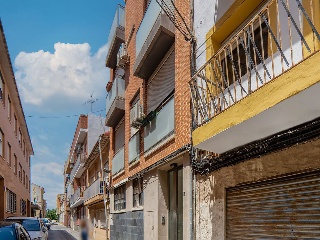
top-left (57, 223), bottom-right (80, 239)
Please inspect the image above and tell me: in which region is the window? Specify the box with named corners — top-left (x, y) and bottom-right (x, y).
top-left (26, 176), bottom-right (29, 189)
top-left (6, 189), bottom-right (17, 213)
top-left (18, 129), bottom-right (22, 147)
top-left (0, 129), bottom-right (4, 157)
top-left (133, 178), bottom-right (143, 207)
top-left (20, 199), bottom-right (26, 215)
top-left (23, 170), bottom-right (25, 185)
top-left (7, 142), bottom-right (11, 165)
top-left (23, 141), bottom-right (25, 156)
top-left (14, 154), bottom-right (17, 174)
top-left (0, 71), bottom-right (4, 101)
top-left (220, 21), bottom-right (269, 87)
top-left (7, 95), bottom-right (11, 120)
top-left (19, 163), bottom-right (22, 182)
top-left (14, 114), bottom-right (17, 135)
top-left (114, 184), bottom-right (126, 211)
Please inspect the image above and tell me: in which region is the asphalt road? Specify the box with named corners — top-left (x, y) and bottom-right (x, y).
top-left (48, 224), bottom-right (79, 240)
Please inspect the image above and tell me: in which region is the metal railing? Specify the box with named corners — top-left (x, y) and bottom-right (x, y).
top-left (190, 0), bottom-right (320, 128)
top-left (112, 146), bottom-right (125, 175)
top-left (106, 77), bottom-right (125, 114)
top-left (84, 179), bottom-right (105, 202)
top-left (136, 0), bottom-right (174, 57)
top-left (117, 43), bottom-right (128, 67)
top-left (107, 5), bottom-right (125, 50)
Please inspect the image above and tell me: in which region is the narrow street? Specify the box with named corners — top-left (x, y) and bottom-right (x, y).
top-left (48, 224), bottom-right (79, 240)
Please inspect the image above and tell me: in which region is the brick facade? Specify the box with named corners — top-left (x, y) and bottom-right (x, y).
top-left (109, 0), bottom-right (192, 188)
top-left (0, 21), bottom-right (33, 220)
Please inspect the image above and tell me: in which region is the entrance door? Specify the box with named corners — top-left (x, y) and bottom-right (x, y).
top-left (168, 166), bottom-right (183, 240)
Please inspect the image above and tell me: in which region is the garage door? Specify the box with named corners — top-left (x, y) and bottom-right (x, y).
top-left (226, 170), bottom-right (320, 239)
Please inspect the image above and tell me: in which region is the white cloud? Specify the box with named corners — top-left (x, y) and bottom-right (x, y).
top-left (15, 42), bottom-right (109, 111)
top-left (31, 162), bottom-right (65, 209)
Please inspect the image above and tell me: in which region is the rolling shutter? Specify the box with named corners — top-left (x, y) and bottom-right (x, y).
top-left (147, 49), bottom-right (175, 114)
top-left (226, 170), bottom-right (320, 239)
top-left (114, 119), bottom-right (125, 153)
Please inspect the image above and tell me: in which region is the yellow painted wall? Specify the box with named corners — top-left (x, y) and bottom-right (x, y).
top-left (193, 51), bottom-right (320, 146)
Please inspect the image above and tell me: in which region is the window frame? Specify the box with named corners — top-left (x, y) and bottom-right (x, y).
top-left (114, 184), bottom-right (126, 211)
top-left (0, 129), bottom-right (4, 158)
top-left (133, 178), bottom-right (144, 208)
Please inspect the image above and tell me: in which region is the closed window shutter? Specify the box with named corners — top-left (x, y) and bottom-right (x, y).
top-left (147, 49), bottom-right (175, 114)
top-left (114, 119), bottom-right (125, 153)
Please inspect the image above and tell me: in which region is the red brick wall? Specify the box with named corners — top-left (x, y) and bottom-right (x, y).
top-left (0, 63), bottom-right (31, 218)
top-left (109, 0), bottom-right (191, 186)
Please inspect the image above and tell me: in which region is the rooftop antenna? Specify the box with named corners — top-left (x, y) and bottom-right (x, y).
top-left (83, 92), bottom-right (98, 113)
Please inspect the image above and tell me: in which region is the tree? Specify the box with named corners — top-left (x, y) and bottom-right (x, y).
top-left (46, 209), bottom-right (58, 220)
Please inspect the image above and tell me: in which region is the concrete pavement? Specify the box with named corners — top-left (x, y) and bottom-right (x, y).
top-left (48, 224), bottom-right (80, 240)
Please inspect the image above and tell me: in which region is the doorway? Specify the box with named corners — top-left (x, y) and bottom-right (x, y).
top-left (168, 166), bottom-right (183, 240)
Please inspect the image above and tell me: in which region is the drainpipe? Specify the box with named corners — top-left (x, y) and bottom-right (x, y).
top-left (98, 135), bottom-right (109, 240)
top-left (189, 0), bottom-right (196, 238)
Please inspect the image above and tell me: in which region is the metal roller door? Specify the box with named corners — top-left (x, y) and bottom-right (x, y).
top-left (226, 170), bottom-right (320, 239)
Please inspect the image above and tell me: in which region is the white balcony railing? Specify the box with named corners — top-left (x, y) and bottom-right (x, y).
top-left (66, 184), bottom-right (73, 201)
top-left (70, 188), bottom-right (80, 205)
top-left (144, 97), bottom-right (174, 152)
top-left (69, 153), bottom-right (86, 183)
top-left (112, 146), bottom-right (125, 175)
top-left (106, 77), bottom-right (125, 114)
top-left (190, 0), bottom-right (320, 128)
top-left (107, 5), bottom-right (125, 51)
top-left (136, 0), bottom-right (174, 57)
top-left (84, 179), bottom-right (105, 202)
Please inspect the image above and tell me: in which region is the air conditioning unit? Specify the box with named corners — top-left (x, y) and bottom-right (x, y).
top-left (130, 102), bottom-right (144, 129)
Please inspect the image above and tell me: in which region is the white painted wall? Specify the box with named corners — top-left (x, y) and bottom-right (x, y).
top-left (87, 114), bottom-right (106, 154)
top-left (194, 0), bottom-right (236, 69)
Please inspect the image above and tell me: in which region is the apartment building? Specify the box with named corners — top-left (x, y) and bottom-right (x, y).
top-left (31, 183), bottom-right (46, 218)
top-left (83, 132), bottom-right (109, 240)
top-left (191, 0), bottom-right (320, 239)
top-left (63, 114), bottom-right (106, 231)
top-left (0, 21), bottom-right (33, 220)
top-left (105, 0), bottom-right (192, 239)
top-left (56, 193), bottom-right (65, 224)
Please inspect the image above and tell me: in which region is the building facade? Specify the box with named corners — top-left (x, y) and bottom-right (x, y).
top-left (0, 20), bottom-right (33, 220)
top-left (63, 114), bottom-right (106, 232)
top-left (83, 133), bottom-right (109, 240)
top-left (56, 193), bottom-right (65, 224)
top-left (31, 183), bottom-right (46, 218)
top-left (105, 0), bottom-right (193, 239)
top-left (191, 0), bottom-right (320, 239)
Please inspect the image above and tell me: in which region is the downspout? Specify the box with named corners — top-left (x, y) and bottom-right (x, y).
top-left (98, 135), bottom-right (109, 240)
top-left (190, 0), bottom-right (196, 238)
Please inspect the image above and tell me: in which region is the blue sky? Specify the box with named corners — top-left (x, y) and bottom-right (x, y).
top-left (0, 0), bottom-right (124, 209)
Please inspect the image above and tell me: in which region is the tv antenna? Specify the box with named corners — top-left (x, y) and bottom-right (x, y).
top-left (84, 92), bottom-right (98, 113)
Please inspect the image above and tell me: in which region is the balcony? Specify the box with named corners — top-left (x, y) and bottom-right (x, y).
top-left (129, 133), bottom-right (140, 164)
top-left (106, 5), bottom-right (125, 69)
top-left (69, 153), bottom-right (87, 183)
top-left (144, 97), bottom-right (174, 154)
top-left (84, 179), bottom-right (105, 205)
top-left (112, 146), bottom-right (124, 175)
top-left (133, 0), bottom-right (175, 79)
top-left (191, 0), bottom-right (320, 154)
top-left (70, 187), bottom-right (84, 209)
top-left (105, 77), bottom-right (125, 127)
